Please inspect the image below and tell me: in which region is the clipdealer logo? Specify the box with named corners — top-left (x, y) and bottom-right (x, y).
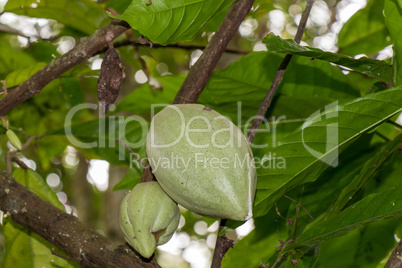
top-left (301, 101), bottom-right (339, 167)
top-left (63, 102), bottom-right (288, 169)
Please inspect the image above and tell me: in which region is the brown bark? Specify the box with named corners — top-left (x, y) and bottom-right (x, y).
top-left (386, 240), bottom-right (402, 268)
top-left (0, 171), bottom-right (159, 267)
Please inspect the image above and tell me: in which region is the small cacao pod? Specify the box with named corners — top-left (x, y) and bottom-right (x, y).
top-left (146, 104), bottom-right (257, 221)
top-left (6, 129), bottom-right (22, 150)
top-left (119, 181), bottom-right (180, 258)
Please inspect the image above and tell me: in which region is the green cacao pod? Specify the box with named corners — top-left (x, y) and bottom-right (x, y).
top-left (119, 181), bottom-right (180, 258)
top-left (146, 104), bottom-right (257, 221)
top-left (6, 129), bottom-right (22, 150)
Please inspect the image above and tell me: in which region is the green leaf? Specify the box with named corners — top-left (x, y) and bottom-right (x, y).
top-left (1, 169), bottom-right (75, 268)
top-left (5, 62), bottom-right (47, 88)
top-left (326, 134), bottom-right (402, 217)
top-left (284, 184), bottom-right (402, 251)
top-left (5, 0), bottom-right (109, 35)
top-left (12, 168), bottom-right (64, 210)
top-left (108, 0), bottom-right (233, 45)
top-left (0, 41), bottom-right (36, 77)
top-left (24, 41), bottom-right (60, 63)
top-left (280, 135), bottom-right (375, 233)
top-left (254, 88), bottom-right (402, 217)
top-left (201, 2), bottom-right (231, 32)
top-left (2, 220), bottom-right (77, 268)
top-left (384, 0), bottom-right (402, 85)
top-left (263, 33), bottom-right (393, 82)
top-left (315, 220), bottom-right (398, 268)
top-left (113, 167), bottom-right (142, 191)
top-left (338, 0), bottom-right (391, 56)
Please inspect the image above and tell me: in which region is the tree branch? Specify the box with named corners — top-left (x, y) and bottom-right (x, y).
top-left (0, 20), bottom-right (130, 116)
top-left (173, 0), bottom-right (255, 104)
top-left (211, 235), bottom-right (234, 267)
top-left (0, 171), bottom-right (159, 268)
top-left (211, 219), bottom-right (234, 268)
top-left (247, 0), bottom-right (315, 143)
top-left (385, 240), bottom-right (402, 268)
top-left (101, 39), bottom-right (250, 55)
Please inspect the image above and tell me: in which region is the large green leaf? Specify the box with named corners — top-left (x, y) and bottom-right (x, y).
top-left (276, 135), bottom-right (400, 242)
top-left (277, 134), bottom-right (376, 235)
top-left (385, 0), bottom-right (402, 85)
top-left (109, 0), bottom-right (233, 45)
top-left (263, 33), bottom-right (393, 82)
top-left (200, 52), bottom-right (361, 125)
top-left (254, 87), bottom-right (402, 217)
top-left (338, 0), bottom-right (391, 56)
top-left (0, 41), bottom-right (36, 77)
top-left (314, 220), bottom-right (398, 268)
top-left (1, 169), bottom-right (76, 268)
top-left (5, 0), bottom-right (108, 35)
top-left (224, 135), bottom-right (384, 267)
top-left (284, 184), bottom-right (402, 251)
top-left (325, 134), bottom-right (402, 217)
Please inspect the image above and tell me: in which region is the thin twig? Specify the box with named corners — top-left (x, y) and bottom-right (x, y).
top-left (97, 39), bottom-right (250, 56)
top-left (292, 186), bottom-right (304, 241)
top-left (11, 156), bottom-right (28, 170)
top-left (283, 195), bottom-right (313, 219)
top-left (247, 0), bottom-right (315, 143)
top-left (275, 202), bottom-right (287, 220)
top-left (133, 46), bottom-right (160, 91)
top-left (134, 46), bottom-right (152, 80)
top-left (271, 239), bottom-right (294, 268)
top-left (211, 219), bottom-right (234, 268)
top-left (5, 133), bottom-right (45, 174)
top-left (115, 139), bottom-right (148, 168)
